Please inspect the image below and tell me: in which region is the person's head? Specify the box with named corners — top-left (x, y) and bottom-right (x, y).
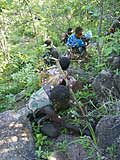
top-left (75, 26), bottom-right (83, 38)
top-left (67, 28), bottom-right (73, 35)
top-left (59, 56), bottom-right (70, 70)
top-left (110, 19), bottom-right (120, 32)
top-left (49, 85), bottom-right (70, 110)
top-left (113, 20), bottom-right (120, 27)
top-left (44, 40), bottom-right (52, 47)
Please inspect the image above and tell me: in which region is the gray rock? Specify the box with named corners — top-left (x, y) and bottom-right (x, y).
top-left (93, 70), bottom-right (120, 102)
top-left (102, 100), bottom-right (120, 114)
top-left (0, 110), bottom-right (36, 160)
top-left (113, 74), bottom-right (120, 94)
top-left (17, 105), bottom-right (31, 117)
top-left (68, 67), bottom-right (93, 81)
top-left (57, 135), bottom-right (87, 160)
top-left (107, 54), bottom-right (120, 70)
top-left (48, 134), bottom-right (99, 160)
top-left (96, 115), bottom-right (120, 149)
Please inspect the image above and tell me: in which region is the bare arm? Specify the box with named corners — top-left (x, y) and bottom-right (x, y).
top-left (42, 106), bottom-right (64, 125)
top-left (41, 106), bottom-right (80, 133)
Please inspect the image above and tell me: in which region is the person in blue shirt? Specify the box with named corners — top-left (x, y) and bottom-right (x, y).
top-left (67, 26), bottom-right (84, 48)
top-left (66, 26), bottom-right (86, 59)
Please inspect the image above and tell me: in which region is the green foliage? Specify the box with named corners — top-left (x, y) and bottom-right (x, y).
top-left (56, 140), bottom-right (68, 152)
top-left (32, 123), bottom-right (53, 159)
top-left (6, 0), bottom-right (13, 5)
top-left (56, 136), bottom-right (98, 158)
top-left (106, 144), bottom-right (117, 159)
top-left (75, 83), bottom-right (96, 102)
top-left (0, 0), bottom-right (120, 159)
top-left (103, 31), bottom-right (120, 57)
top-left (87, 122), bottom-right (97, 144)
top-left (114, 69), bottom-right (120, 75)
top-left (78, 136), bottom-right (95, 156)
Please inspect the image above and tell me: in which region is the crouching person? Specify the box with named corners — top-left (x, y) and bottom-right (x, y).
top-left (41, 56), bottom-right (83, 92)
top-left (43, 39), bottom-right (59, 67)
top-left (28, 85), bottom-right (80, 137)
top-left (66, 26), bottom-right (86, 60)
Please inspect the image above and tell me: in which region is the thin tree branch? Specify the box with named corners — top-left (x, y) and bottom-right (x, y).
top-left (52, 57), bottom-right (86, 117)
top-left (97, 0), bottom-right (104, 64)
top-left (24, 0), bottom-right (38, 44)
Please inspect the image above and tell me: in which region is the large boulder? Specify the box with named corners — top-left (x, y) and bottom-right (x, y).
top-left (48, 134), bottom-right (99, 160)
top-left (113, 74), bottom-right (120, 93)
top-left (93, 70), bottom-right (120, 102)
top-left (68, 67), bottom-right (93, 82)
top-left (0, 110), bottom-right (36, 160)
top-left (96, 115), bottom-right (120, 159)
top-left (107, 54), bottom-right (120, 71)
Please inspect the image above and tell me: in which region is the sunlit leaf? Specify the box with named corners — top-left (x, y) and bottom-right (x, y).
top-left (6, 0), bottom-right (13, 5)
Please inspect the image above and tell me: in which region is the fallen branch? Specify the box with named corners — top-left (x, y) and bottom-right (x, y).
top-left (51, 57), bottom-right (86, 117)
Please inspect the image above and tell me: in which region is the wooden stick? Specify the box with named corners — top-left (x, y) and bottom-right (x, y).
top-left (51, 57), bottom-right (86, 117)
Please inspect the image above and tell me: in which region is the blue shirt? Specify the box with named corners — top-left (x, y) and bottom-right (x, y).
top-left (67, 33), bottom-right (85, 48)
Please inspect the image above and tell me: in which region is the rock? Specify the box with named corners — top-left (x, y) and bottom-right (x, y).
top-left (49, 152), bottom-right (69, 160)
top-left (96, 115), bottom-right (120, 150)
top-left (15, 90), bottom-right (28, 110)
top-left (17, 105), bottom-right (31, 117)
top-left (48, 134), bottom-right (99, 160)
top-left (71, 80), bottom-right (83, 93)
top-left (15, 90), bottom-right (26, 102)
top-left (93, 70), bottom-right (120, 102)
top-left (0, 110), bottom-right (36, 160)
top-left (102, 100), bottom-right (120, 114)
top-left (16, 99), bottom-right (28, 110)
top-left (68, 67), bottom-right (93, 81)
top-left (113, 74), bottom-right (120, 93)
top-left (40, 123), bottom-right (61, 138)
top-left (107, 54), bottom-right (120, 70)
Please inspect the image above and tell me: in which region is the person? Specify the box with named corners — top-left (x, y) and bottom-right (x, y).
top-left (41, 56), bottom-right (83, 92)
top-left (61, 27), bottom-right (73, 44)
top-left (42, 39), bottom-right (59, 66)
top-left (66, 26), bottom-right (86, 59)
top-left (105, 16), bottom-right (120, 35)
top-left (41, 56), bottom-right (69, 85)
top-left (110, 16), bottom-right (120, 34)
top-left (28, 84), bottom-right (80, 137)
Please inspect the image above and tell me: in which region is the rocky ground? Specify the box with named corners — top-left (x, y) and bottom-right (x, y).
top-left (0, 54), bottom-right (120, 160)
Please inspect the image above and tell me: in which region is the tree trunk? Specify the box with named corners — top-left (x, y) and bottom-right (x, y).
top-left (97, 0), bottom-right (104, 64)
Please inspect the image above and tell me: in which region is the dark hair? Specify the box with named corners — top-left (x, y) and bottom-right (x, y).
top-left (44, 40), bottom-right (52, 46)
top-left (59, 56), bottom-right (70, 70)
top-left (75, 26), bottom-right (83, 34)
top-left (59, 79), bottom-right (66, 86)
top-left (51, 50), bottom-right (59, 59)
top-left (50, 85), bottom-right (70, 106)
top-left (111, 20), bottom-right (120, 29)
top-left (67, 28), bottom-right (73, 33)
